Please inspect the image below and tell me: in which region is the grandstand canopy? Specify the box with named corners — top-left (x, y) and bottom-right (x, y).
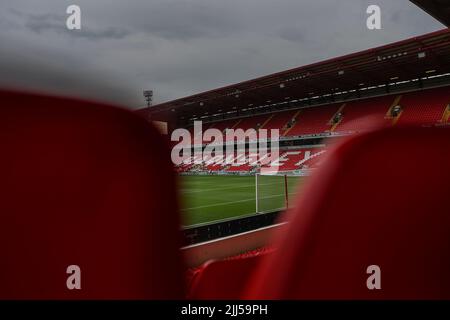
top-left (145, 29), bottom-right (450, 124)
top-left (411, 0), bottom-right (450, 27)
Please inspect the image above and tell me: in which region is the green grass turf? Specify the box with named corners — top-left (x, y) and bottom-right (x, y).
top-left (179, 175), bottom-right (306, 226)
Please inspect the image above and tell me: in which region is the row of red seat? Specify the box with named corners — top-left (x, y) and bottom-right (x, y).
top-left (195, 86), bottom-right (450, 139)
top-left (187, 247), bottom-right (275, 299)
top-left (177, 148), bottom-right (327, 173)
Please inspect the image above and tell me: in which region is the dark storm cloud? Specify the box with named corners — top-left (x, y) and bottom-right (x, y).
top-left (0, 0), bottom-right (445, 108)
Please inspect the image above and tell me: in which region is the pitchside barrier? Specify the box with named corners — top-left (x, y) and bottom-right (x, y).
top-left (180, 171), bottom-right (255, 176)
top-left (182, 223), bottom-right (287, 267)
top-left (183, 211), bottom-right (281, 245)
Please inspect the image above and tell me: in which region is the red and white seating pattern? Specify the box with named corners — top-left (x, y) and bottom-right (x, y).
top-left (176, 148), bottom-right (326, 173)
top-left (182, 86), bottom-right (450, 141)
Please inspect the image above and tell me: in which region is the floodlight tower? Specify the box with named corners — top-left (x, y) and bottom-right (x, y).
top-left (143, 90), bottom-right (153, 108)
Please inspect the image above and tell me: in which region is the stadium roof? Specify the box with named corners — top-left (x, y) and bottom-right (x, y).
top-left (145, 29), bottom-right (450, 121)
top-left (411, 0), bottom-right (450, 27)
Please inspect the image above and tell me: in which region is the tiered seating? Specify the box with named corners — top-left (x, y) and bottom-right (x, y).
top-left (227, 163), bottom-right (254, 172)
top-left (177, 148), bottom-right (327, 174)
top-left (185, 86), bottom-right (450, 142)
top-left (306, 150), bottom-right (327, 168)
top-left (262, 110), bottom-right (297, 133)
top-left (266, 150), bottom-right (306, 171)
top-left (334, 96), bottom-right (394, 133)
top-left (177, 86), bottom-right (450, 175)
top-left (175, 163), bottom-right (194, 173)
top-left (237, 114), bottom-right (271, 130)
top-left (396, 87), bottom-right (450, 125)
top-left (208, 118), bottom-right (239, 132)
top-left (286, 104), bottom-right (340, 136)
top-left (191, 124), bottom-right (210, 145)
top-left (262, 148), bottom-right (326, 172)
top-left (205, 164), bottom-right (223, 171)
top-left (443, 105), bottom-right (450, 124)
top-left (219, 115), bottom-right (270, 143)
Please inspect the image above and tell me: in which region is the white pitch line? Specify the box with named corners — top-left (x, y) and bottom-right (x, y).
top-left (182, 192), bottom-right (298, 211)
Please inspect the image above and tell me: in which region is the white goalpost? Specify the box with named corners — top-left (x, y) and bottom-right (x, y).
top-left (255, 172), bottom-right (259, 213)
top-left (255, 172), bottom-right (290, 213)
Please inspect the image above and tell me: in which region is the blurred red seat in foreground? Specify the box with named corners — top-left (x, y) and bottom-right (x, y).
top-left (0, 90), bottom-right (184, 299)
top-left (246, 126), bottom-right (450, 299)
top-left (188, 251), bottom-right (271, 300)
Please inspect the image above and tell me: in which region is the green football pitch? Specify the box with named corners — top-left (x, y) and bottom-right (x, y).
top-left (180, 175), bottom-right (306, 226)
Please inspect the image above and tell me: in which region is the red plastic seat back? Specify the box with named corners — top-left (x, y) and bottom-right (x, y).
top-left (247, 126), bottom-right (450, 299)
top-left (188, 254), bottom-right (267, 300)
top-left (0, 90), bottom-right (184, 299)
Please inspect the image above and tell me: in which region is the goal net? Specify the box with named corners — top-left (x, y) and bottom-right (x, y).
top-left (255, 173), bottom-right (300, 213)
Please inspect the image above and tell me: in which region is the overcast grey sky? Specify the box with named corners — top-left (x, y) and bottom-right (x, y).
top-left (0, 0), bottom-right (444, 108)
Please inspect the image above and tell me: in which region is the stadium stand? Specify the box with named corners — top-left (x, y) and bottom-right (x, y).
top-left (208, 118), bottom-right (240, 133)
top-left (396, 87), bottom-right (450, 125)
top-left (333, 95), bottom-right (394, 132)
top-left (176, 86), bottom-right (450, 175)
top-left (183, 86), bottom-right (450, 144)
top-left (0, 90), bottom-right (184, 299)
top-left (227, 163), bottom-right (254, 172)
top-left (237, 114), bottom-right (271, 131)
top-left (175, 163), bottom-right (195, 173)
top-left (263, 149), bottom-right (326, 171)
top-left (177, 148), bottom-right (327, 173)
top-left (246, 126), bottom-right (450, 299)
top-left (177, 86), bottom-right (449, 165)
top-left (261, 110), bottom-right (297, 134)
top-left (442, 104), bottom-right (450, 123)
top-left (285, 104), bottom-right (340, 136)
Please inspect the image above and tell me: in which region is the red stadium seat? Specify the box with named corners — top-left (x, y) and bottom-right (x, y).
top-left (188, 252), bottom-right (270, 300)
top-left (0, 90), bottom-right (184, 299)
top-left (246, 126), bottom-right (450, 299)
